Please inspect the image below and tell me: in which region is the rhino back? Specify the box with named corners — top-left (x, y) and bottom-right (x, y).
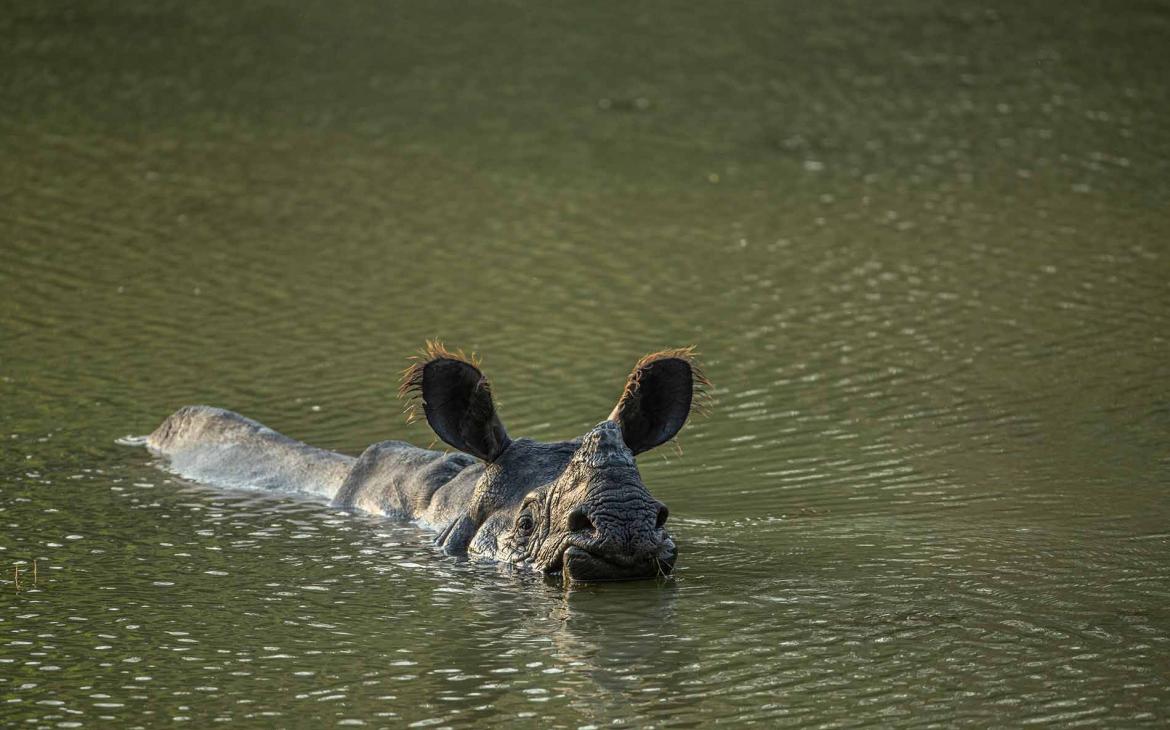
top-left (147, 405), bottom-right (356, 499)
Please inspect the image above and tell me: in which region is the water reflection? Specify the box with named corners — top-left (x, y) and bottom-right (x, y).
top-left (4, 0), bottom-right (1170, 725)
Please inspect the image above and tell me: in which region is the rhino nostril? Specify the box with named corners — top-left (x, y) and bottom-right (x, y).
top-left (655, 504), bottom-right (669, 529)
top-left (568, 507), bottom-right (594, 533)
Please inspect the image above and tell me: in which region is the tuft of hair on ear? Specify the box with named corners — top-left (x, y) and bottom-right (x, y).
top-left (397, 339), bottom-right (485, 424)
top-left (607, 345), bottom-right (713, 456)
top-left (617, 345), bottom-right (713, 421)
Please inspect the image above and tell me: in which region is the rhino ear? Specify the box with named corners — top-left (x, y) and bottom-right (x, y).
top-left (608, 347), bottom-right (710, 455)
top-left (399, 341), bottom-right (511, 462)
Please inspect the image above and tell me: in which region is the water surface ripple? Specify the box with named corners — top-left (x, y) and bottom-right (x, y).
top-left (2, 1), bottom-right (1169, 726)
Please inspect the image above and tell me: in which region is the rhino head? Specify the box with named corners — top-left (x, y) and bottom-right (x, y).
top-left (400, 344), bottom-right (708, 582)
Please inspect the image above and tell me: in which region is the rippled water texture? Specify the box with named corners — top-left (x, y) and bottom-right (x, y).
top-left (3, 1), bottom-right (1170, 726)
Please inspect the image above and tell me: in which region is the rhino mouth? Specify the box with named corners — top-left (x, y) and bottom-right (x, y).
top-left (556, 543), bottom-right (677, 584)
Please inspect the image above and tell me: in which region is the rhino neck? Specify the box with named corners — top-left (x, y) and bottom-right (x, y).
top-left (332, 440), bottom-right (481, 521)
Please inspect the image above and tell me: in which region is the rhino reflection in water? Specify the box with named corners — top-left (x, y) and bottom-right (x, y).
top-left (144, 343), bottom-right (709, 583)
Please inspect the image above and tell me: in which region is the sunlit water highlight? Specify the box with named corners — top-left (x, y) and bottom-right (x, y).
top-left (2, 1), bottom-right (1169, 726)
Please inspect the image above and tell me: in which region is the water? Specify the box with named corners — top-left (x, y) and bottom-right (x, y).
top-left (2, 0), bottom-right (1169, 726)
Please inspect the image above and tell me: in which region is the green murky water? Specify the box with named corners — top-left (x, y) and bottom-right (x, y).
top-left (3, 1), bottom-right (1169, 726)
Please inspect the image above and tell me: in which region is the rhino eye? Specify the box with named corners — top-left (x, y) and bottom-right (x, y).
top-left (516, 513), bottom-right (535, 535)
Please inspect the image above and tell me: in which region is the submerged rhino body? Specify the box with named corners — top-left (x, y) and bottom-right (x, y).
top-left (144, 344), bottom-right (708, 583)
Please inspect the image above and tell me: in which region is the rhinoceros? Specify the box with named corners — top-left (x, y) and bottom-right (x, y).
top-left (143, 343), bottom-right (708, 583)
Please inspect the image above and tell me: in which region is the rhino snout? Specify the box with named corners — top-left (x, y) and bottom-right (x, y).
top-left (556, 498), bottom-right (676, 583)
top-left (560, 538), bottom-right (677, 583)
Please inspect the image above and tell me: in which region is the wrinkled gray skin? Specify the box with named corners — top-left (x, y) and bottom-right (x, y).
top-left (144, 349), bottom-right (700, 583)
